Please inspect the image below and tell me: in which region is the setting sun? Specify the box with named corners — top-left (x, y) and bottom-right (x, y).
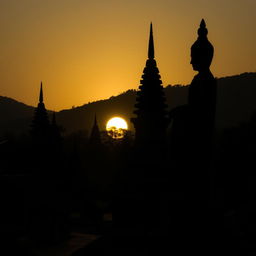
top-left (106, 117), bottom-right (128, 139)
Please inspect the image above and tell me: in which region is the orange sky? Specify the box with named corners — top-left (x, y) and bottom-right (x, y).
top-left (0, 0), bottom-right (256, 110)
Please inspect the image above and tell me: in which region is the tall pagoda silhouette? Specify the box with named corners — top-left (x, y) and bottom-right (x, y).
top-left (31, 82), bottom-right (50, 141)
top-left (131, 23), bottom-right (168, 152)
top-left (27, 83), bottom-right (70, 244)
top-left (114, 23), bottom-right (170, 250)
top-left (29, 82), bottom-right (63, 177)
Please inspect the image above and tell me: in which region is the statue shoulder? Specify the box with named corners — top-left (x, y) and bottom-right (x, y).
top-left (191, 72), bottom-right (216, 85)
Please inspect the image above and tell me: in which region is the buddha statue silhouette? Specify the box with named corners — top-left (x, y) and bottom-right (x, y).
top-left (186, 19), bottom-right (217, 253)
top-left (168, 19), bottom-right (218, 254)
top-left (190, 19), bottom-right (213, 72)
top-left (189, 19), bottom-right (216, 132)
top-left (185, 19), bottom-right (217, 192)
top-left (186, 27), bottom-right (217, 219)
top-left (169, 19), bottom-right (216, 165)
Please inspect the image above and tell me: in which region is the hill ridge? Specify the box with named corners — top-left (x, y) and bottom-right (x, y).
top-left (1, 72), bottom-right (256, 136)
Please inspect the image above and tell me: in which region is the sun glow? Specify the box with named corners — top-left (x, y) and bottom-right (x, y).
top-left (106, 117), bottom-right (128, 139)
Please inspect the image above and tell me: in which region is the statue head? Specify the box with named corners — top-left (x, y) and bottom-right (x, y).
top-left (191, 19), bottom-right (214, 72)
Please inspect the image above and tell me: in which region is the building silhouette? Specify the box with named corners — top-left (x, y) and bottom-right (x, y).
top-left (112, 24), bottom-right (170, 252)
top-left (28, 84), bottom-right (71, 245)
top-left (29, 82), bottom-right (51, 176)
top-left (31, 82), bottom-right (50, 141)
top-left (131, 23), bottom-right (168, 152)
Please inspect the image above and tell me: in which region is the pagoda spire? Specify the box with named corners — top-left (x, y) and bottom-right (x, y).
top-left (39, 81), bottom-right (43, 103)
top-left (31, 82), bottom-right (49, 138)
top-left (148, 22), bottom-right (154, 59)
top-left (89, 114), bottom-right (101, 146)
top-left (131, 23), bottom-right (168, 148)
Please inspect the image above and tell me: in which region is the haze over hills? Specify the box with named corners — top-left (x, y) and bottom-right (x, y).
top-left (1, 72), bottom-right (256, 137)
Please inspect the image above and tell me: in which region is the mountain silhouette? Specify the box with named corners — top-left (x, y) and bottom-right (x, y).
top-left (1, 72), bottom-right (256, 137)
top-left (0, 96), bottom-right (35, 137)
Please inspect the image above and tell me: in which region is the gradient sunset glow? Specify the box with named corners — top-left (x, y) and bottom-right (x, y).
top-left (0, 0), bottom-right (255, 110)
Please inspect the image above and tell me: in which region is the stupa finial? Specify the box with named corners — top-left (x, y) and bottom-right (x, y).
top-left (148, 22), bottom-right (155, 59)
top-left (39, 81), bottom-right (43, 103)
